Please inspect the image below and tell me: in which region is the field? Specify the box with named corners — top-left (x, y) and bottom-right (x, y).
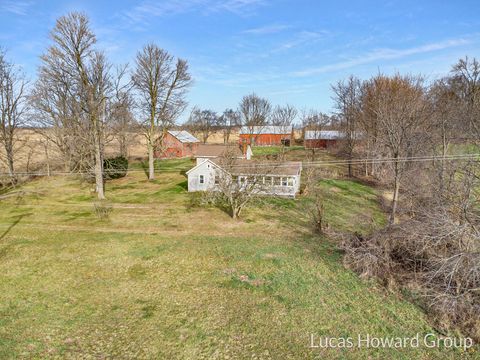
top-left (0, 154), bottom-right (476, 359)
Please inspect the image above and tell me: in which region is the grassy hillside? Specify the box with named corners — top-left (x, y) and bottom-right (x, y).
top-left (0, 159), bottom-right (475, 359)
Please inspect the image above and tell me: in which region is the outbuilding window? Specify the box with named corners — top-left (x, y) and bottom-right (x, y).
top-left (199, 175), bottom-right (204, 184)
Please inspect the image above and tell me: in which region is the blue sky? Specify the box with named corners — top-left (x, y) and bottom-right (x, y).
top-left (1, 0), bottom-right (480, 121)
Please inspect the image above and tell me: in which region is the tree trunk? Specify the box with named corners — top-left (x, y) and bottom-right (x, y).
top-left (148, 140), bottom-right (155, 180)
top-left (44, 142), bottom-right (51, 177)
top-left (91, 108), bottom-right (105, 200)
top-left (390, 160), bottom-right (400, 224)
top-left (6, 148), bottom-right (15, 180)
top-left (119, 134), bottom-right (128, 158)
top-left (439, 130), bottom-right (448, 195)
top-left (93, 133), bottom-right (105, 200)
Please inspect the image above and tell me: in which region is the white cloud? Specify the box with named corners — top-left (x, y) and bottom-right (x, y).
top-left (122, 0), bottom-right (266, 24)
top-left (292, 38), bottom-right (470, 77)
top-left (0, 1), bottom-right (33, 16)
top-left (213, 0), bottom-right (266, 14)
top-left (275, 30), bottom-right (328, 51)
top-left (243, 24), bottom-right (290, 35)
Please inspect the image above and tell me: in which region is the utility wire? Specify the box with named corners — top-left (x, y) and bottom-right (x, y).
top-left (0, 153), bottom-right (479, 176)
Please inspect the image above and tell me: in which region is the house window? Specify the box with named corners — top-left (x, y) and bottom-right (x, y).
top-left (288, 177), bottom-right (294, 186)
top-left (273, 177), bottom-right (281, 186)
top-left (199, 175), bottom-right (204, 184)
top-left (265, 176), bottom-right (272, 185)
top-left (214, 175), bottom-right (219, 184)
top-left (281, 177), bottom-right (288, 186)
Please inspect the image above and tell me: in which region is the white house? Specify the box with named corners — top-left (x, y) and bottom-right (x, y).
top-left (186, 159), bottom-right (302, 198)
top-left (195, 144), bottom-right (252, 165)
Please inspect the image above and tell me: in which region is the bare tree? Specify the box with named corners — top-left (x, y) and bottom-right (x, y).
top-left (0, 49), bottom-right (28, 183)
top-left (32, 46), bottom-right (87, 173)
top-left (218, 108), bottom-right (240, 144)
top-left (132, 44), bottom-right (192, 180)
top-left (450, 57), bottom-right (480, 140)
top-left (109, 65), bottom-right (136, 157)
top-left (185, 107), bottom-right (218, 143)
top-left (367, 74), bottom-right (430, 223)
top-left (332, 76), bottom-right (361, 177)
top-left (33, 13), bottom-right (114, 199)
top-left (301, 109), bottom-right (330, 160)
top-left (270, 104), bottom-right (296, 158)
top-left (429, 78), bottom-right (462, 194)
top-left (271, 104), bottom-right (297, 126)
top-left (208, 150), bottom-right (279, 219)
top-left (358, 79), bottom-right (381, 177)
top-left (238, 93), bottom-right (271, 146)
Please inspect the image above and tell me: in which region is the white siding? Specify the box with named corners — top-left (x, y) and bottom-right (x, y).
top-left (187, 160), bottom-right (302, 198)
top-left (187, 161), bottom-right (217, 192)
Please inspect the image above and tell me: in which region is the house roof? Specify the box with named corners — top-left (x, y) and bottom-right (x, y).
top-left (196, 144), bottom-right (244, 158)
top-left (240, 126), bottom-right (292, 135)
top-left (168, 130), bottom-right (200, 143)
top-left (185, 159), bottom-right (220, 175)
top-left (211, 159), bottom-right (302, 176)
top-left (305, 130), bottom-right (343, 140)
top-left (186, 158), bottom-right (302, 177)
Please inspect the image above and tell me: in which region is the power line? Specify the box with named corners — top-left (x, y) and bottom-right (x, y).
top-left (0, 153), bottom-right (479, 176)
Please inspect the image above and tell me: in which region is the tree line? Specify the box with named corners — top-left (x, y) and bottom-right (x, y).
top-left (0, 11), bottom-right (329, 198)
top-left (332, 59), bottom-right (480, 340)
top-left (331, 60), bottom-right (480, 224)
top-left (0, 12), bottom-right (192, 197)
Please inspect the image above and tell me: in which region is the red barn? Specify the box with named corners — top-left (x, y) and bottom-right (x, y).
top-left (304, 130), bottom-right (342, 149)
top-left (156, 130), bottom-right (200, 158)
top-left (239, 126), bottom-right (293, 146)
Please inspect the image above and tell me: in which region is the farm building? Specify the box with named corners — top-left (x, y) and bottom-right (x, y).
top-left (195, 144), bottom-right (252, 165)
top-left (156, 130), bottom-right (200, 158)
top-left (239, 126), bottom-right (293, 146)
top-left (304, 130), bottom-right (342, 149)
top-left (186, 159), bottom-right (302, 198)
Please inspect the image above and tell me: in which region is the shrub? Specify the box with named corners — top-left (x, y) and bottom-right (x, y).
top-left (188, 191), bottom-right (217, 209)
top-left (103, 156), bottom-right (128, 180)
top-left (340, 205), bottom-right (480, 341)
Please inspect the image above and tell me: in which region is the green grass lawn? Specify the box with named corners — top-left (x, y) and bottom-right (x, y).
top-left (252, 145), bottom-right (304, 156)
top-left (0, 162), bottom-right (476, 359)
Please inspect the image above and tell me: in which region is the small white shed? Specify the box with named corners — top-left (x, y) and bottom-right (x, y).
top-left (186, 159), bottom-right (302, 198)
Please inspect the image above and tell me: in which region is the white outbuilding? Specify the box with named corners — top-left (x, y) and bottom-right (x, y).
top-left (186, 159), bottom-right (302, 198)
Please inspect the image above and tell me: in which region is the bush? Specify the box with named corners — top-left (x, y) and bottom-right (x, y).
top-left (103, 156), bottom-right (128, 179)
top-left (187, 191), bottom-right (217, 209)
top-left (340, 205), bottom-right (480, 341)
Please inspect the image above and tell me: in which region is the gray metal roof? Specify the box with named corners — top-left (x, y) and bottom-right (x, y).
top-left (168, 130), bottom-right (200, 143)
top-left (240, 126), bottom-right (292, 135)
top-left (211, 159), bottom-right (302, 176)
top-left (305, 130), bottom-right (343, 140)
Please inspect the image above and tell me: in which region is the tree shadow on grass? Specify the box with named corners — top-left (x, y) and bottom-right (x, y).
top-left (0, 214), bottom-right (29, 241)
top-left (0, 213), bottom-right (32, 259)
top-left (140, 160), bottom-right (149, 178)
